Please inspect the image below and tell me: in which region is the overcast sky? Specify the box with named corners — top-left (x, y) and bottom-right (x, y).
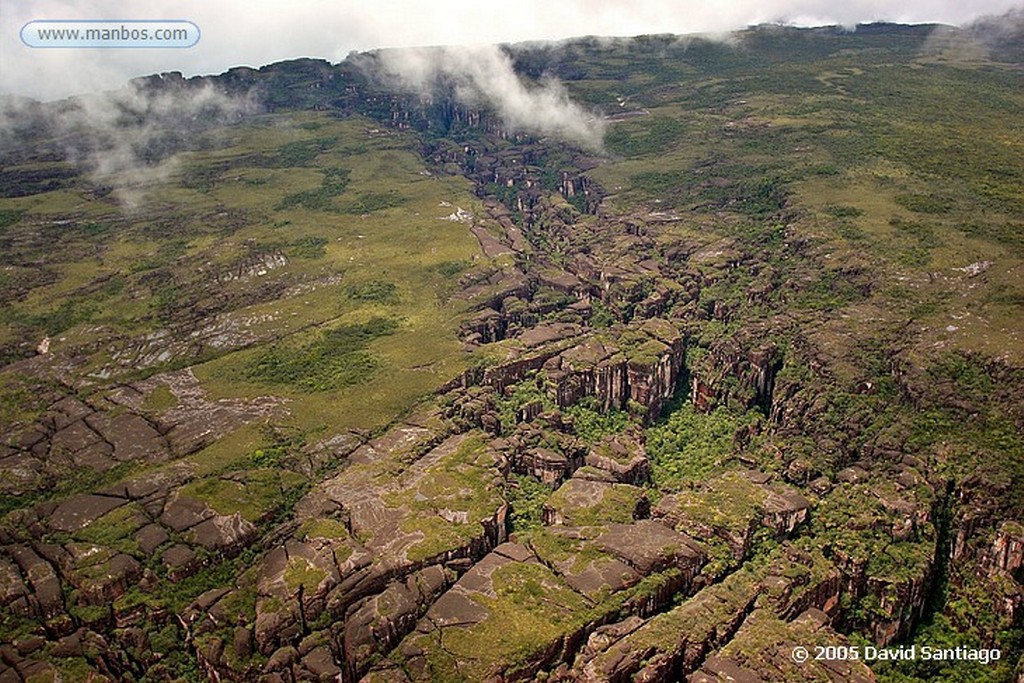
top-left (2, 0), bottom-right (1022, 100)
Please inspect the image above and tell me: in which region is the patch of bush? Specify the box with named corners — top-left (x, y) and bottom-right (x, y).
top-left (286, 235), bottom-right (328, 259)
top-left (792, 270), bottom-right (868, 311)
top-left (0, 209), bottom-right (24, 230)
top-left (825, 204), bottom-right (864, 218)
top-left (277, 167), bottom-right (351, 212)
top-left (339, 191), bottom-right (404, 215)
top-left (3, 299), bottom-right (98, 336)
top-left (895, 192), bottom-right (953, 214)
top-left (646, 403), bottom-right (748, 488)
top-left (606, 117), bottom-right (688, 157)
top-left (506, 474), bottom-right (551, 532)
top-left (565, 399), bottom-right (631, 444)
top-left (345, 279), bottom-right (398, 304)
top-left (630, 170), bottom-right (689, 198)
top-left (243, 317), bottom-right (398, 392)
top-left (267, 138), bottom-right (339, 167)
top-left (435, 260), bottom-right (471, 278)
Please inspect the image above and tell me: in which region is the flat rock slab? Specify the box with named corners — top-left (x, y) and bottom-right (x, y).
top-left (518, 322), bottom-right (582, 348)
top-left (348, 425), bottom-right (435, 465)
top-left (8, 546), bottom-right (64, 618)
top-left (470, 225), bottom-right (514, 258)
top-left (49, 397), bottom-right (92, 430)
top-left (426, 588), bottom-right (490, 628)
top-left (187, 513), bottom-right (258, 551)
top-left (85, 412), bottom-right (169, 464)
top-left (585, 433), bottom-right (651, 484)
top-left (595, 520), bottom-right (705, 575)
top-left (543, 478), bottom-right (646, 527)
top-left (558, 556), bottom-right (640, 598)
top-left (136, 524), bottom-right (169, 555)
top-left (49, 421), bottom-right (104, 457)
top-left (696, 608), bottom-right (875, 683)
top-left (159, 496), bottom-right (214, 532)
top-left (493, 542), bottom-right (533, 563)
top-left (161, 544), bottom-right (196, 569)
top-left (425, 543), bottom-right (538, 629)
top-left (0, 453), bottom-right (47, 496)
top-left (453, 553), bottom-right (511, 598)
top-left (47, 495), bottom-right (125, 532)
top-left (302, 646), bottom-right (342, 679)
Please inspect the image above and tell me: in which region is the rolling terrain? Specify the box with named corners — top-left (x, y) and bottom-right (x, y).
top-left (0, 20), bottom-right (1022, 683)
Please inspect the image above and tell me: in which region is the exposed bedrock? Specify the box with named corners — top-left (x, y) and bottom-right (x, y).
top-left (691, 338), bottom-right (782, 414)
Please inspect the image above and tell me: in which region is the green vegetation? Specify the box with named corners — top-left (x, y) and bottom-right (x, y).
top-left (606, 117), bottom-right (688, 157)
top-left (277, 166), bottom-right (351, 210)
top-left (564, 400), bottom-right (631, 444)
top-left (345, 279), bottom-right (399, 304)
top-left (3, 298), bottom-right (98, 336)
top-left (434, 259), bottom-right (471, 278)
top-left (284, 557), bottom-right (328, 593)
top-left (395, 435), bottom-right (505, 562)
top-left (496, 373), bottom-right (554, 432)
top-left (158, 547), bottom-right (262, 612)
top-left (0, 209), bottom-right (23, 229)
top-left (662, 471), bottom-right (766, 537)
top-left (243, 317), bottom-right (398, 392)
top-left (297, 517), bottom-right (352, 542)
top-left (629, 164), bottom-right (789, 219)
top-left (178, 468), bottom-right (307, 523)
top-left (871, 609), bottom-right (1020, 683)
top-left (141, 383), bottom-right (178, 412)
top-left (269, 137), bottom-right (340, 167)
top-left (545, 481), bottom-right (645, 527)
top-left (71, 504), bottom-right (145, 556)
top-left (824, 204), bottom-right (864, 218)
top-left (895, 192), bottom-right (952, 214)
top-left (423, 560), bottom-right (594, 679)
top-left (506, 474), bottom-right (550, 533)
top-left (0, 462), bottom-right (132, 519)
top-left (0, 374), bottom-right (51, 428)
top-left (285, 235), bottom-right (329, 259)
top-left (646, 403), bottom-right (752, 488)
top-left (339, 190), bottom-right (405, 214)
top-left (925, 351), bottom-right (994, 401)
top-left (792, 269), bottom-right (869, 311)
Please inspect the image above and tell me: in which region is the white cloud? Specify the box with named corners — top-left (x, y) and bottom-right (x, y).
top-left (1, 76), bottom-right (257, 208)
top-left (375, 45), bottom-right (606, 149)
top-left (2, 0), bottom-right (1021, 100)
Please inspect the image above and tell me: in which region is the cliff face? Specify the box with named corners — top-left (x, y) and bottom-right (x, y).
top-left (537, 320), bottom-right (685, 422)
top-left (690, 339), bottom-right (782, 414)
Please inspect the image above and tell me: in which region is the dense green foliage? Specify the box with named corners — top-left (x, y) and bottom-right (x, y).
top-left (0, 209), bottom-right (23, 229)
top-left (606, 117), bottom-right (688, 157)
top-left (339, 190), bottom-right (405, 214)
top-left (565, 400), bottom-right (631, 444)
top-left (345, 279), bottom-right (399, 304)
top-left (646, 403), bottom-right (754, 488)
top-left (506, 474), bottom-right (550, 532)
top-left (243, 317), bottom-right (398, 391)
top-left (277, 166), bottom-right (350, 210)
top-left (284, 235), bottom-right (329, 259)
